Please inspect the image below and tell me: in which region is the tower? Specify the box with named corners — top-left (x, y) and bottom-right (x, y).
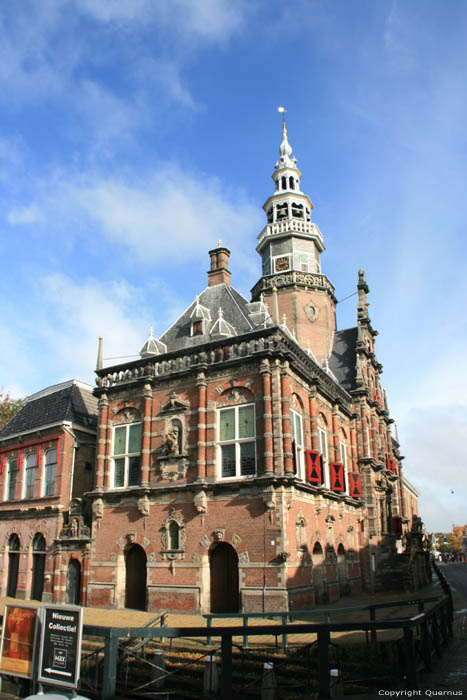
top-left (251, 116), bottom-right (336, 365)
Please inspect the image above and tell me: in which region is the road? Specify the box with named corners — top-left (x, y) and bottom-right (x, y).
top-left (439, 562), bottom-right (467, 608)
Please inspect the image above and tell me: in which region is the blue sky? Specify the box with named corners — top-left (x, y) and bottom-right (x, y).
top-left (0, 0), bottom-right (466, 532)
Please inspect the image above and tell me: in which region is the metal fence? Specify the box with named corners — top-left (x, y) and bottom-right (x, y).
top-left (79, 593), bottom-right (452, 699)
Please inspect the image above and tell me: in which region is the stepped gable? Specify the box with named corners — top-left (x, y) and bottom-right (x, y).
top-left (0, 380), bottom-right (98, 438)
top-left (329, 327), bottom-right (358, 391)
top-left (159, 283), bottom-right (255, 352)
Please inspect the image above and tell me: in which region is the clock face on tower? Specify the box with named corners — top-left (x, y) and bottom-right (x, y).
top-left (275, 256), bottom-right (290, 272)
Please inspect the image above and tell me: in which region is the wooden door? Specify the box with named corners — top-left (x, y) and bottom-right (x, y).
top-left (66, 559), bottom-right (81, 605)
top-left (125, 545), bottom-right (147, 610)
top-left (210, 543), bottom-right (239, 613)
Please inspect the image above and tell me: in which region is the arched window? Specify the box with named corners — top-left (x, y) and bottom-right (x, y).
top-left (169, 521), bottom-right (179, 550)
top-left (7, 534), bottom-right (20, 597)
top-left (25, 452), bottom-right (37, 499)
top-left (44, 449), bottom-right (57, 497)
top-left (32, 534), bottom-right (46, 601)
top-left (5, 457), bottom-right (18, 501)
top-left (289, 176), bottom-right (295, 190)
top-left (281, 175), bottom-right (287, 190)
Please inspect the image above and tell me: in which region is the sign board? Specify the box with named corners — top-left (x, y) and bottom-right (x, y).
top-left (0, 604), bottom-right (39, 679)
top-left (37, 605), bottom-right (83, 689)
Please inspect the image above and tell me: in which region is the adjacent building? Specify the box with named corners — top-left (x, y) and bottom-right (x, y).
top-left (0, 381), bottom-right (97, 604)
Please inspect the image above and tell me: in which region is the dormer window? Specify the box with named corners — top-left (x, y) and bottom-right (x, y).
top-left (190, 296), bottom-right (211, 337)
top-left (192, 320), bottom-right (204, 336)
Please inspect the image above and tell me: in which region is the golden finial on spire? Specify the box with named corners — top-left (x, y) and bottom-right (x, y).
top-left (278, 106), bottom-right (287, 140)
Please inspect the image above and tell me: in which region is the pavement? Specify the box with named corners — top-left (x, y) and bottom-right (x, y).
top-left (0, 572), bottom-right (466, 698)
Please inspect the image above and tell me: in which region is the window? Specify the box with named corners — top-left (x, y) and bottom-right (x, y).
top-left (113, 423), bottom-right (142, 487)
top-left (291, 409), bottom-right (304, 478)
top-left (339, 440), bottom-right (348, 493)
top-left (318, 427), bottom-right (329, 487)
top-left (44, 449), bottom-right (57, 497)
top-left (5, 457), bottom-right (18, 501)
top-left (169, 521), bottom-right (180, 550)
top-left (192, 320), bottom-right (203, 336)
top-left (24, 453), bottom-right (37, 499)
top-left (218, 404), bottom-right (256, 478)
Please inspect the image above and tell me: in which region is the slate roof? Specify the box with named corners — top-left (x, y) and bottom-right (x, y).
top-left (329, 327), bottom-right (358, 392)
top-left (0, 380), bottom-right (98, 439)
top-left (159, 283), bottom-right (259, 353)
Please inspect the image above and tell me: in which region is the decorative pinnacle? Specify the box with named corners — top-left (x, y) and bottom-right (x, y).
top-left (278, 106), bottom-right (287, 139)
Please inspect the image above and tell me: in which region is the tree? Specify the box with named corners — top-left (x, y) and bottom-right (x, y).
top-left (0, 392), bottom-right (25, 430)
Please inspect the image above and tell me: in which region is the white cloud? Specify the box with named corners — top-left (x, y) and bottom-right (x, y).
top-left (7, 203), bottom-right (44, 225)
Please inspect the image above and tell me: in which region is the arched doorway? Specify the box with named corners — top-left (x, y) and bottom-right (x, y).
top-left (312, 542), bottom-right (326, 604)
top-left (66, 559), bottom-right (82, 605)
top-left (31, 534), bottom-right (46, 601)
top-left (210, 543), bottom-right (239, 613)
top-left (125, 545), bottom-right (147, 610)
top-left (7, 534), bottom-right (20, 598)
top-left (337, 544), bottom-right (348, 595)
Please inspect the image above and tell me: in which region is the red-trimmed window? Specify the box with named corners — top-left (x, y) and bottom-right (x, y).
top-left (192, 320), bottom-right (203, 336)
top-left (306, 450), bottom-right (323, 484)
top-left (386, 456), bottom-right (396, 473)
top-left (348, 472), bottom-right (362, 498)
top-left (330, 462), bottom-right (345, 492)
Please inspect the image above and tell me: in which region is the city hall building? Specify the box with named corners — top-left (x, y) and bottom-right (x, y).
top-left (0, 124), bottom-right (420, 612)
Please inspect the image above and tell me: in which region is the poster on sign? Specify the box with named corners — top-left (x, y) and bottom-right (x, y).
top-left (37, 605), bottom-right (83, 689)
top-left (0, 604), bottom-right (39, 679)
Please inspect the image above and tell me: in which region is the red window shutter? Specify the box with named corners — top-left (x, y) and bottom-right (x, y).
top-left (17, 449), bottom-right (22, 470)
top-left (330, 462), bottom-right (345, 492)
top-left (0, 453), bottom-right (4, 474)
top-left (305, 450), bottom-right (322, 484)
top-left (348, 472), bottom-right (362, 498)
top-left (386, 456), bottom-right (396, 473)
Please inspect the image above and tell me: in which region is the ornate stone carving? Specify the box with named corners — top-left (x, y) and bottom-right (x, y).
top-left (238, 552), bottom-right (249, 564)
top-left (142, 537), bottom-right (150, 548)
top-left (109, 552), bottom-right (117, 562)
top-left (194, 490), bottom-right (207, 514)
top-left (118, 537), bottom-right (125, 549)
top-left (138, 495), bottom-right (150, 518)
top-left (192, 553), bottom-right (201, 564)
top-left (127, 533), bottom-right (136, 544)
top-left (262, 485), bottom-right (276, 511)
top-left (157, 457), bottom-right (189, 482)
top-left (231, 533), bottom-right (242, 547)
top-left (213, 528), bottom-right (225, 542)
top-left (161, 508), bottom-right (186, 561)
top-left (148, 553), bottom-right (156, 563)
top-left (160, 392), bottom-right (189, 413)
top-left (93, 498), bottom-right (104, 521)
top-left (200, 534), bottom-right (211, 549)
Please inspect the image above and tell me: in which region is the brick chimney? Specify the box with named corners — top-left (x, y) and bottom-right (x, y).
top-left (208, 243), bottom-right (231, 286)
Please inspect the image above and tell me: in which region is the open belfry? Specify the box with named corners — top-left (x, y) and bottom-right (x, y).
top-left (0, 116), bottom-right (424, 611)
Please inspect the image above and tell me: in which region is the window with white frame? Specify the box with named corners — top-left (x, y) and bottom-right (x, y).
top-left (5, 457), bottom-right (18, 501)
top-left (218, 404), bottom-right (256, 478)
top-left (339, 440), bottom-right (348, 493)
top-left (291, 409), bottom-right (304, 478)
top-left (318, 427), bottom-right (329, 487)
top-left (44, 449), bottom-right (57, 497)
top-left (112, 423), bottom-right (142, 488)
top-left (24, 452), bottom-right (37, 499)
